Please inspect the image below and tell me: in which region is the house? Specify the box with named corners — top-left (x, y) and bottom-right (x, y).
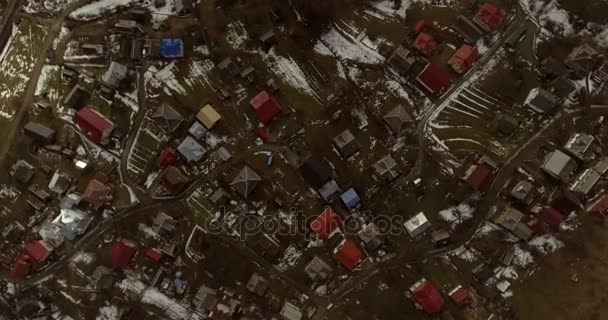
top-left (431, 229), bottom-right (451, 247)
top-left (193, 285), bottom-right (219, 311)
top-left (304, 256), bottom-right (333, 281)
top-left (449, 285), bottom-right (472, 306)
top-left (373, 155), bottom-right (399, 181)
top-left (388, 46), bottom-right (416, 75)
top-left (551, 188), bottom-right (583, 214)
top-left (24, 121), bottom-right (55, 144)
top-left (63, 85), bottom-right (90, 110)
top-left (152, 212), bottom-right (177, 234)
top-left (417, 63), bottom-right (450, 94)
top-left (332, 129), bottom-right (360, 159)
top-left (496, 114), bottom-right (520, 136)
top-left (10, 160), bottom-right (34, 184)
top-left (74, 106), bottom-right (115, 144)
top-left (53, 208), bottom-right (93, 240)
top-left (160, 38), bottom-right (184, 58)
top-left (383, 105), bottom-right (414, 135)
top-left (91, 265), bottom-right (116, 290)
top-left (409, 278), bottom-right (445, 315)
top-left (412, 32), bottom-right (437, 57)
top-left (404, 212), bottom-right (431, 238)
top-left (49, 170), bottom-right (71, 194)
top-left (280, 302), bottom-right (303, 320)
top-left (177, 136), bottom-right (206, 162)
top-left (189, 121), bottom-right (208, 139)
top-left (565, 43), bottom-right (602, 78)
top-left (10, 255), bottom-right (30, 279)
top-left (175, 0), bottom-right (193, 16)
top-left (510, 180), bottom-right (534, 205)
top-left (158, 147), bottom-right (177, 167)
top-left (250, 91), bottom-right (282, 124)
top-left (300, 158), bottom-right (332, 188)
top-left (524, 87), bottom-right (558, 113)
top-left (448, 45), bottom-right (478, 74)
top-left (25, 240), bottom-right (53, 263)
top-left (151, 104), bottom-right (183, 133)
top-left (102, 61), bottom-right (128, 88)
top-left (246, 273), bottom-right (268, 296)
top-left (110, 239), bottom-right (137, 269)
top-left (334, 239), bottom-right (362, 271)
top-left (260, 30), bottom-right (279, 49)
top-left (82, 179), bottom-right (112, 209)
top-left (463, 163), bottom-right (494, 192)
top-left (38, 222), bottom-right (65, 248)
top-left (473, 2), bottom-right (503, 32)
top-left (589, 194), bottom-right (608, 220)
top-left (209, 188), bottom-right (229, 205)
top-left (453, 15), bottom-right (484, 43)
top-left (197, 104), bottom-right (222, 129)
top-left (564, 132), bottom-right (595, 161)
top-left (358, 223), bottom-right (383, 251)
top-left (340, 187), bottom-right (361, 209)
top-left (231, 166), bottom-right (261, 198)
top-left (60, 193), bottom-right (81, 210)
top-left (310, 207), bottom-right (342, 239)
top-left (240, 66), bottom-right (256, 83)
top-left (319, 179), bottom-right (340, 201)
top-left (540, 206), bottom-right (564, 230)
top-left (217, 58), bottom-right (240, 77)
top-left (542, 149), bottom-right (577, 181)
top-left (571, 168), bottom-right (601, 196)
top-left (495, 207), bottom-right (533, 240)
top-left (216, 147), bottom-right (232, 161)
top-left (550, 75), bottom-right (578, 99)
top-left (161, 165), bottom-right (189, 193)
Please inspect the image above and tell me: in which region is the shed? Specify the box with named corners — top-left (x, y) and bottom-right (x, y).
top-left (412, 32), bottom-right (437, 57)
top-left (495, 207), bottom-right (533, 240)
top-left (280, 302), bottom-right (302, 320)
top-left (260, 30), bottom-right (279, 49)
top-left (177, 136), bottom-right (206, 162)
top-left (24, 121), bottom-right (55, 144)
top-left (525, 87), bottom-right (558, 113)
top-left (197, 104), bottom-right (221, 129)
top-left (218, 58), bottom-right (240, 77)
top-left (160, 38), bottom-right (184, 58)
top-left (231, 166), bottom-right (261, 198)
top-left (496, 114), bottom-right (520, 136)
top-left (158, 147), bottom-right (177, 167)
top-left (510, 180), bottom-right (534, 205)
top-left (431, 229), bottom-right (451, 246)
top-left (542, 149), bottom-right (577, 181)
top-left (334, 239), bottom-right (362, 271)
top-left (10, 255), bottom-right (30, 279)
top-left (145, 248), bottom-right (163, 262)
top-left (304, 256), bottom-right (333, 281)
top-left (175, 0), bottom-right (193, 16)
top-left (82, 179), bottom-right (112, 209)
top-left (209, 188), bottom-right (229, 205)
top-left (48, 170), bottom-right (71, 194)
top-left (310, 207), bottom-right (342, 239)
top-left (25, 240), bottom-right (52, 263)
top-left (340, 187), bottom-right (361, 209)
top-left (473, 2), bottom-right (503, 32)
top-left (417, 63), bottom-right (449, 94)
top-left (193, 285), bottom-right (219, 311)
top-left (358, 223), bottom-right (383, 251)
top-left (448, 45), bottom-right (478, 74)
top-left (250, 91), bottom-right (282, 124)
top-left (332, 129), bottom-right (360, 159)
top-left (449, 285), bottom-right (472, 306)
top-left (404, 212), bottom-right (431, 238)
top-left (564, 132), bottom-right (594, 161)
top-left (10, 160), bottom-right (34, 184)
top-left (102, 61), bottom-right (128, 88)
top-left (151, 104), bottom-right (183, 133)
top-left (74, 106), bottom-right (115, 144)
top-left (453, 15), bottom-right (484, 43)
top-left (383, 105), bottom-right (414, 135)
top-left (38, 222), bottom-right (65, 248)
top-left (53, 208), bottom-right (93, 240)
top-left (110, 239), bottom-right (137, 269)
top-left (188, 121), bottom-right (208, 139)
top-left (409, 278), bottom-right (445, 315)
top-left (373, 155), bottom-right (399, 180)
top-left (319, 179), bottom-right (340, 201)
top-left (246, 273), bottom-right (269, 296)
top-left (300, 158), bottom-right (332, 188)
top-left (550, 75), bottom-right (578, 99)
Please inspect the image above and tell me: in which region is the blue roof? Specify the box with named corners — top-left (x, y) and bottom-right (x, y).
top-left (340, 187), bottom-right (360, 209)
top-left (160, 38), bottom-right (184, 58)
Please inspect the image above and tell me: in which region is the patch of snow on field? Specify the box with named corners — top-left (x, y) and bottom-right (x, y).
top-left (513, 245), bottom-right (534, 268)
top-left (262, 49), bottom-right (320, 100)
top-left (450, 246), bottom-right (478, 262)
top-left (97, 304), bottom-right (120, 320)
top-left (144, 171), bottom-right (159, 189)
top-left (521, 0), bottom-right (574, 35)
top-left (316, 23), bottom-right (385, 65)
top-left (369, 0), bottom-right (407, 19)
top-left (70, 0), bottom-right (141, 20)
top-left (147, 62), bottom-right (186, 95)
top-left (439, 203), bottom-right (474, 228)
top-left (117, 277), bottom-right (193, 319)
top-left (35, 65), bottom-right (59, 96)
top-left (529, 234), bottom-right (564, 255)
top-left (148, 0), bottom-right (174, 29)
top-left (25, 0), bottom-right (78, 13)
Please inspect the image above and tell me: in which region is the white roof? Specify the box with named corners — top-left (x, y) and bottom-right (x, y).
top-left (543, 149), bottom-right (575, 179)
top-left (404, 212), bottom-right (430, 233)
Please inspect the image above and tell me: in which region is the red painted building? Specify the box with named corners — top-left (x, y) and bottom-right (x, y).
top-left (448, 45), bottom-right (479, 74)
top-left (449, 285), bottom-right (472, 307)
top-left (463, 163), bottom-right (494, 192)
top-left (310, 207), bottom-right (342, 239)
top-left (410, 278), bottom-right (445, 315)
top-left (159, 148), bottom-right (177, 167)
top-left (412, 32), bottom-right (438, 57)
top-left (25, 240), bottom-right (52, 263)
top-left (74, 106), bottom-right (115, 144)
top-left (540, 206), bottom-right (564, 229)
top-left (161, 165), bottom-right (189, 193)
top-left (334, 239), bottom-right (362, 271)
top-left (145, 248), bottom-right (163, 262)
top-left (10, 255), bottom-right (30, 279)
top-left (250, 91), bottom-right (282, 124)
top-left (474, 2), bottom-right (503, 32)
top-left (416, 63), bottom-right (450, 94)
top-left (110, 239), bottom-right (137, 269)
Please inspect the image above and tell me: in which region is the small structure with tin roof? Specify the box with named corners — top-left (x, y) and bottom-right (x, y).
top-left (565, 43), bottom-right (602, 78)
top-left (388, 46), bottom-right (416, 75)
top-left (158, 147), bottom-right (177, 167)
top-left (209, 187), bottom-right (229, 206)
top-left (63, 85), bottom-right (90, 110)
top-left (49, 170), bottom-right (71, 194)
top-left (53, 208), bottom-right (93, 240)
top-left (188, 121), bottom-right (208, 139)
top-left (431, 229), bottom-right (451, 247)
top-left (161, 165), bottom-right (189, 193)
top-left (193, 285), bottom-right (219, 311)
top-left (510, 180), bottom-right (534, 205)
top-left (332, 129), bottom-right (360, 159)
top-left (463, 163), bottom-right (494, 192)
top-left (404, 212), bottom-right (431, 238)
top-left (304, 256), bottom-right (333, 281)
top-left (175, 0), bottom-right (193, 16)
top-left (110, 239), bottom-right (136, 269)
top-left (177, 136), bottom-right (206, 162)
top-left (564, 132), bottom-right (595, 161)
top-left (540, 206), bottom-right (564, 230)
top-left (25, 240), bottom-right (53, 263)
top-left (231, 166), bottom-right (261, 198)
top-left (151, 104), bottom-right (183, 133)
top-left (280, 301), bottom-right (303, 320)
top-left (570, 168), bottom-right (601, 196)
top-left (74, 106), bottom-right (115, 144)
top-left (218, 58), bottom-right (240, 77)
top-left (160, 38), bottom-right (184, 58)
top-left (542, 149), bottom-right (577, 181)
top-left (340, 187), bottom-right (361, 209)
top-left (10, 160), bottom-right (34, 185)
top-left (260, 30), bottom-right (279, 49)
top-left (197, 104), bottom-right (222, 129)
top-left (319, 179), bottom-right (340, 201)
top-left (383, 105), bottom-right (414, 135)
top-left (373, 155), bottom-right (399, 181)
top-left (82, 179), bottom-right (112, 209)
top-left (412, 32), bottom-right (437, 57)
top-left (496, 114), bottom-right (520, 136)
top-left (449, 285), bottom-right (472, 306)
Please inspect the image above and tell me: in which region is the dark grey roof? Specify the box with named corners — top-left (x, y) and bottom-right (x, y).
top-left (384, 105), bottom-right (414, 135)
top-left (332, 129), bottom-right (360, 159)
top-left (24, 121), bottom-right (55, 142)
top-left (525, 88), bottom-right (558, 113)
top-left (231, 166), bottom-right (261, 197)
top-left (300, 158), bottom-right (332, 188)
top-left (151, 104), bottom-right (183, 133)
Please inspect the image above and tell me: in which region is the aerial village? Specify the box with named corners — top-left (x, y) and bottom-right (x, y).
top-left (1, 0), bottom-right (608, 319)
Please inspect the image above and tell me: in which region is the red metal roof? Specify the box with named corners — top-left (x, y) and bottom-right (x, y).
top-left (334, 239), bottom-right (362, 271)
top-left (417, 63), bottom-right (450, 94)
top-left (541, 206), bottom-right (564, 229)
top-left (474, 3), bottom-right (503, 30)
top-left (110, 239), bottom-right (137, 269)
top-left (449, 286), bottom-right (472, 306)
top-left (448, 45), bottom-right (479, 74)
top-left (10, 255), bottom-right (30, 279)
top-left (250, 91), bottom-right (282, 124)
top-left (162, 165), bottom-right (189, 193)
top-left (159, 148), bottom-right (177, 167)
top-left (145, 248), bottom-right (163, 262)
top-left (310, 207), bottom-right (342, 239)
top-left (413, 20), bottom-right (427, 35)
top-left (590, 195), bottom-right (608, 216)
top-left (465, 164), bottom-right (493, 191)
top-left (412, 32), bottom-right (437, 57)
top-left (411, 279), bottom-right (445, 315)
top-left (74, 106), bottom-right (114, 143)
top-left (25, 240), bottom-right (51, 263)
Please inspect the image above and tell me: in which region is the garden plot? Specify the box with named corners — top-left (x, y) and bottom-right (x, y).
top-left (127, 123), bottom-right (166, 178)
top-left (186, 188), bottom-right (214, 220)
top-left (0, 20), bottom-right (47, 119)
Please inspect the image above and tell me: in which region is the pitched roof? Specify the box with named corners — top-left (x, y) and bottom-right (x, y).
top-left (151, 104), bottom-right (183, 133)
top-left (332, 129), bottom-right (360, 159)
top-left (10, 255), bottom-right (30, 279)
top-left (417, 63), bottom-right (449, 94)
top-left (310, 207), bottom-right (342, 239)
top-left (25, 240), bottom-right (52, 263)
top-left (197, 104), bottom-right (221, 129)
top-left (177, 136), bottom-right (206, 162)
top-left (250, 91), bottom-right (282, 124)
top-left (74, 106), bottom-right (114, 143)
top-left (158, 147), bottom-right (177, 167)
top-left (102, 61), bottom-right (128, 87)
top-left (412, 32), bottom-right (437, 56)
top-left (161, 165), bottom-right (189, 192)
top-left (82, 179), bottom-right (111, 207)
top-left (474, 2), bottom-right (503, 31)
top-left (525, 87), bottom-right (558, 113)
top-left (410, 279), bottom-right (445, 315)
top-left (300, 158), bottom-right (332, 188)
top-left (231, 166), bottom-right (261, 197)
top-left (383, 105), bottom-right (414, 135)
top-left (334, 239), bottom-right (362, 271)
top-left (110, 239), bottom-right (136, 269)
top-left (540, 206), bottom-right (564, 229)
top-left (448, 45), bottom-right (478, 74)
top-left (340, 188), bottom-right (361, 209)
top-left (464, 164), bottom-right (493, 191)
